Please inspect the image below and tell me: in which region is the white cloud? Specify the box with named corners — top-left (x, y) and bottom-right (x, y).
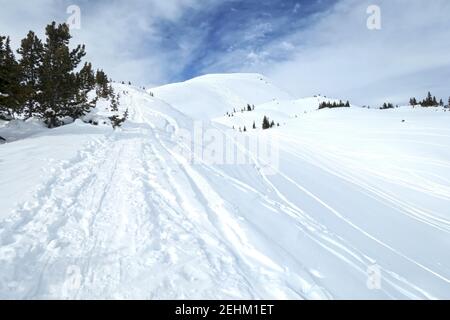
top-left (0, 0), bottom-right (215, 86)
top-left (265, 0), bottom-right (450, 105)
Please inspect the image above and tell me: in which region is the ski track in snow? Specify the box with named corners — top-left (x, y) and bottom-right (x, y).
top-left (0, 90), bottom-right (321, 299)
top-left (1, 82), bottom-right (449, 299)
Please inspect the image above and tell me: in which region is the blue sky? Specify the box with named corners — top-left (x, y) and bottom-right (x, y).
top-left (154, 0), bottom-right (336, 81)
top-left (1, 0), bottom-right (450, 105)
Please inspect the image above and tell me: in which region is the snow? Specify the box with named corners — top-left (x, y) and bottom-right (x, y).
top-left (151, 73), bottom-right (292, 120)
top-left (214, 96), bottom-right (343, 130)
top-left (0, 76), bottom-right (450, 299)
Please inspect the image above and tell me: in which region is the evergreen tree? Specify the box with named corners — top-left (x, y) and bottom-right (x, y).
top-left (439, 99), bottom-right (444, 107)
top-left (39, 22), bottom-right (89, 127)
top-left (17, 32), bottom-right (44, 119)
top-left (95, 69), bottom-right (111, 98)
top-left (427, 92), bottom-right (433, 105)
top-left (381, 102), bottom-right (394, 109)
top-left (110, 93), bottom-right (119, 112)
top-left (262, 116), bottom-right (270, 130)
top-left (0, 36), bottom-right (21, 118)
top-left (78, 62), bottom-right (95, 92)
top-left (319, 100), bottom-right (348, 109)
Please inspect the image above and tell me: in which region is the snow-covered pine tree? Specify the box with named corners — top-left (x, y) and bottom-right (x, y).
top-left (17, 31), bottom-right (44, 119)
top-left (110, 93), bottom-right (119, 112)
top-left (109, 108), bottom-right (128, 129)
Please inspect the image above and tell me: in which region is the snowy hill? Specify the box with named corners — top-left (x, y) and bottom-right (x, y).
top-left (1, 76), bottom-right (450, 299)
top-left (151, 73), bottom-right (292, 120)
top-left (214, 96), bottom-right (344, 130)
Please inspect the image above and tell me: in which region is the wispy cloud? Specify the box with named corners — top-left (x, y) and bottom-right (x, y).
top-left (1, 0), bottom-right (449, 105)
top-left (264, 0), bottom-right (450, 105)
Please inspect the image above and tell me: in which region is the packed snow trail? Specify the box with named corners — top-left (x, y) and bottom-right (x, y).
top-left (0, 87), bottom-right (326, 299)
top-left (1, 82), bottom-right (449, 299)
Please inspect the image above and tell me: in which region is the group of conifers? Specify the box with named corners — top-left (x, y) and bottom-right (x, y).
top-left (0, 21), bottom-right (114, 129)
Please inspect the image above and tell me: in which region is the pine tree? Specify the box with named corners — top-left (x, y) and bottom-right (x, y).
top-left (439, 99), bottom-right (444, 107)
top-left (78, 62), bottom-right (95, 92)
top-left (16, 31), bottom-right (44, 119)
top-left (427, 92), bottom-right (433, 105)
top-left (0, 36), bottom-right (8, 118)
top-left (95, 69), bottom-right (111, 98)
top-left (110, 93), bottom-right (119, 112)
top-left (0, 36), bottom-right (22, 119)
top-left (262, 116), bottom-right (270, 130)
top-left (39, 22), bottom-right (88, 127)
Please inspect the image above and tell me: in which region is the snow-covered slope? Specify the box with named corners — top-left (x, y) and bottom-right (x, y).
top-left (151, 73), bottom-right (292, 120)
top-left (214, 96), bottom-right (343, 130)
top-left (1, 77), bottom-right (450, 299)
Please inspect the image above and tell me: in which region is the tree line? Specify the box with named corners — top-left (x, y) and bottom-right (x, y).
top-left (319, 100), bottom-right (350, 109)
top-left (0, 22), bottom-right (114, 128)
top-left (410, 92), bottom-right (448, 108)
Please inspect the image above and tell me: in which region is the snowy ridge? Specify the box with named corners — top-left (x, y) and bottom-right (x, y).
top-left (151, 73), bottom-right (292, 120)
top-left (0, 76), bottom-right (450, 299)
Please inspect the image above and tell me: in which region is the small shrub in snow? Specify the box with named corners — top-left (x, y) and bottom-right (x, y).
top-left (109, 109), bottom-right (129, 129)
